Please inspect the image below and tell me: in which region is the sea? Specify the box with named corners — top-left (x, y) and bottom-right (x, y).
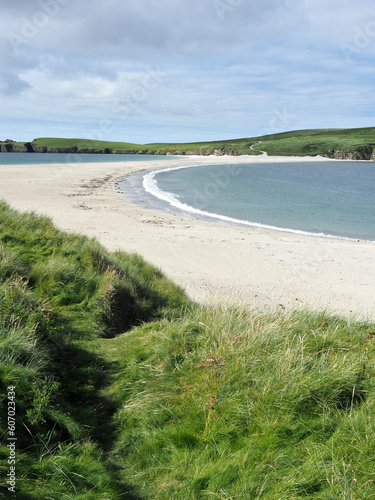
top-left (0, 152), bottom-right (175, 165)
top-left (121, 160), bottom-right (375, 241)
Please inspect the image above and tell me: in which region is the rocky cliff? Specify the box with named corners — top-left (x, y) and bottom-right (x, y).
top-left (0, 142), bottom-right (29, 153)
top-left (325, 145), bottom-right (374, 160)
top-left (0, 142), bottom-right (127, 155)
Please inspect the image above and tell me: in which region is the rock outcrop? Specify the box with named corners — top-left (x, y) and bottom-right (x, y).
top-left (0, 142), bottom-right (28, 153)
top-left (326, 145), bottom-right (374, 160)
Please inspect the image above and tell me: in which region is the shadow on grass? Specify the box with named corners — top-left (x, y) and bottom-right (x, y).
top-left (48, 341), bottom-right (144, 499)
top-left (101, 253), bottom-right (190, 338)
top-left (6, 489), bottom-right (142, 500)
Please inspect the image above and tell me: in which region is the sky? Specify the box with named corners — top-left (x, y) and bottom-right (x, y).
top-left (1, 0), bottom-right (375, 144)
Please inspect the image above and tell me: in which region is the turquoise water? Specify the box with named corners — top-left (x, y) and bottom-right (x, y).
top-left (0, 153), bottom-right (175, 165)
top-left (142, 161), bottom-right (375, 240)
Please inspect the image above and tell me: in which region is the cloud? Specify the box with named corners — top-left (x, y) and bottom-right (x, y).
top-left (1, 0), bottom-right (375, 142)
top-left (0, 70), bottom-right (30, 95)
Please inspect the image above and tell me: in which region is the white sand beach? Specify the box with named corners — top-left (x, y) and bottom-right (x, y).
top-left (1, 154), bottom-right (374, 321)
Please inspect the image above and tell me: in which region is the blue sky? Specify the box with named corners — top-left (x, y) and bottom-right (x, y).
top-left (1, 0), bottom-right (375, 144)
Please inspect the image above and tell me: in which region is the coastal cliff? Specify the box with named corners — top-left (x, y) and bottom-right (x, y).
top-left (326, 145), bottom-right (374, 160)
top-left (0, 141), bottom-right (120, 154)
top-left (0, 141), bottom-right (30, 153)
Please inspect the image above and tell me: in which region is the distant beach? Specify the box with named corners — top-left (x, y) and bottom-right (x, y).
top-left (0, 154), bottom-right (374, 320)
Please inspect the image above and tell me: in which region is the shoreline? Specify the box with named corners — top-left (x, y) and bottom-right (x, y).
top-left (132, 161), bottom-right (374, 243)
top-left (0, 154), bottom-right (374, 321)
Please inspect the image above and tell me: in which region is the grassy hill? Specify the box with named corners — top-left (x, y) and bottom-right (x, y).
top-left (250, 127), bottom-right (375, 159)
top-left (1, 202), bottom-right (375, 498)
top-left (1, 127), bottom-right (375, 158)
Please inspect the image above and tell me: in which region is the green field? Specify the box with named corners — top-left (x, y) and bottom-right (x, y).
top-left (1, 202), bottom-right (375, 498)
top-left (2, 126), bottom-right (375, 158)
top-left (250, 127), bottom-right (375, 159)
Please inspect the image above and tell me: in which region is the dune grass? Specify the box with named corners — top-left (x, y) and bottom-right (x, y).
top-left (1, 202), bottom-right (375, 498)
top-left (0, 201), bottom-right (187, 498)
top-left (97, 306), bottom-right (375, 499)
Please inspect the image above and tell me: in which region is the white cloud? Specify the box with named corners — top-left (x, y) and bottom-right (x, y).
top-left (1, 0), bottom-right (374, 142)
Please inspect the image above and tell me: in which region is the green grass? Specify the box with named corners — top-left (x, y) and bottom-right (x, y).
top-left (98, 307), bottom-right (375, 499)
top-left (3, 126), bottom-right (375, 158)
top-left (32, 137), bottom-right (147, 153)
top-left (144, 139), bottom-right (260, 156)
top-left (1, 202), bottom-right (375, 498)
top-left (0, 201), bottom-right (187, 499)
top-left (250, 127), bottom-right (375, 159)
top-left (29, 137), bottom-right (261, 156)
